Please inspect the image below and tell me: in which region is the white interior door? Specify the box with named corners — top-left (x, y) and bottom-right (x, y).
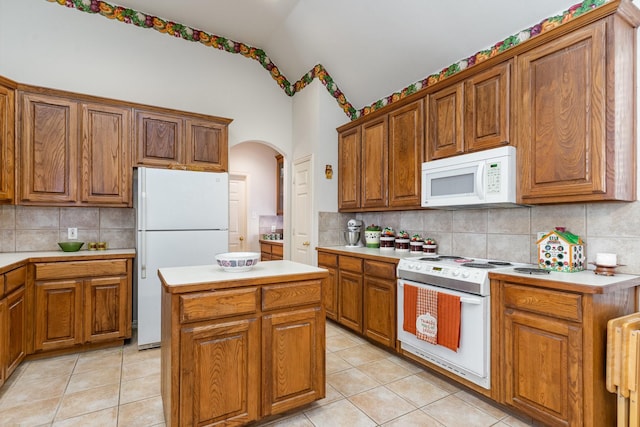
top-left (292, 156), bottom-right (312, 265)
top-left (229, 175), bottom-right (247, 252)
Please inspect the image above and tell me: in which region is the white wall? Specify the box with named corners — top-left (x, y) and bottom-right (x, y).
top-left (292, 79), bottom-right (346, 263)
top-left (229, 142), bottom-right (280, 252)
top-left (0, 1), bottom-right (292, 153)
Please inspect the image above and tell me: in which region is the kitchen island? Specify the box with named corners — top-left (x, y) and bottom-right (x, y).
top-left (159, 260), bottom-right (328, 427)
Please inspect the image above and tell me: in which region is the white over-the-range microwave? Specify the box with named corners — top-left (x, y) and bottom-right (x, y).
top-left (421, 146), bottom-right (518, 209)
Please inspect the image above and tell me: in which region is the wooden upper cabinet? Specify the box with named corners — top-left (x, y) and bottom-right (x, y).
top-left (135, 110), bottom-right (184, 167)
top-left (0, 81), bottom-right (15, 204)
top-left (464, 61), bottom-right (510, 152)
top-left (428, 83), bottom-right (464, 159)
top-left (338, 126), bottom-right (361, 210)
top-left (80, 103), bottom-right (131, 205)
top-left (361, 116), bottom-right (388, 208)
top-left (517, 16), bottom-right (636, 203)
top-left (185, 118), bottom-right (228, 171)
top-left (20, 93), bottom-right (79, 204)
top-left (18, 91), bottom-right (132, 207)
top-left (427, 60), bottom-right (511, 160)
top-left (389, 100), bottom-right (423, 207)
top-left (135, 109), bottom-right (230, 171)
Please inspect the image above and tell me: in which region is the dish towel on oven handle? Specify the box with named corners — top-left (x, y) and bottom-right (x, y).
top-left (403, 284), bottom-right (418, 335)
top-left (437, 292), bottom-right (461, 352)
top-left (416, 288), bottom-right (438, 344)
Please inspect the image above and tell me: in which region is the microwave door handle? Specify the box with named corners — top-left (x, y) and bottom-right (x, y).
top-left (476, 162), bottom-right (485, 196)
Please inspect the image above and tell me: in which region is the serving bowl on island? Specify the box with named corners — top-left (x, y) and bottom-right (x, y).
top-left (215, 252), bottom-right (260, 272)
top-left (58, 241), bottom-right (84, 252)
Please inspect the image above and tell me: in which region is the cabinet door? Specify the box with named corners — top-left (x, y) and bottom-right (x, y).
top-left (135, 110), bottom-right (184, 167)
top-left (338, 270), bottom-right (363, 333)
top-left (185, 118), bottom-right (228, 172)
top-left (465, 61), bottom-right (511, 152)
top-left (80, 104), bottom-right (131, 206)
top-left (0, 84), bottom-right (15, 203)
top-left (180, 318), bottom-right (259, 427)
top-left (503, 308), bottom-right (582, 426)
top-left (361, 117), bottom-right (388, 208)
top-left (321, 265), bottom-right (338, 321)
top-left (80, 103), bottom-right (132, 205)
top-left (428, 83), bottom-right (464, 159)
top-left (6, 286), bottom-right (26, 378)
top-left (262, 307), bottom-right (324, 416)
top-left (364, 276), bottom-right (396, 349)
top-left (517, 22), bottom-right (606, 201)
top-left (0, 297), bottom-right (6, 387)
top-left (388, 100), bottom-right (423, 208)
top-left (20, 93), bottom-right (78, 203)
top-left (34, 280), bottom-right (83, 352)
top-left (338, 126), bottom-right (361, 210)
top-left (84, 276), bottom-right (129, 343)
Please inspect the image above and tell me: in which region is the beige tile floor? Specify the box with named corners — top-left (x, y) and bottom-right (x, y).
top-left (0, 321), bottom-right (534, 427)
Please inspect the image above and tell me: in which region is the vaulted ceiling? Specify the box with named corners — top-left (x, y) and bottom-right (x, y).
top-left (97, 0), bottom-right (581, 111)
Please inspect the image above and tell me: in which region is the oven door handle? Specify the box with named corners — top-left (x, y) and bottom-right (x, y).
top-left (460, 297), bottom-right (481, 305)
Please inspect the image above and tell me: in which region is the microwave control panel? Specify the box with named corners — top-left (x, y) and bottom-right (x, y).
top-left (486, 161), bottom-right (502, 193)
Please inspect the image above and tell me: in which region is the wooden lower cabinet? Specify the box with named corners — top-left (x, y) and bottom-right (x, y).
top-left (260, 241), bottom-right (283, 261)
top-left (162, 273), bottom-right (326, 426)
top-left (1, 265), bottom-right (27, 386)
top-left (179, 317), bottom-right (260, 426)
top-left (318, 250), bottom-right (397, 349)
top-left (493, 279), bottom-right (636, 426)
top-left (363, 260), bottom-right (396, 348)
top-left (33, 259), bottom-right (132, 353)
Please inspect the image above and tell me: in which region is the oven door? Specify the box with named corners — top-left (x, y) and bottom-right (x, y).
top-left (397, 278), bottom-right (490, 389)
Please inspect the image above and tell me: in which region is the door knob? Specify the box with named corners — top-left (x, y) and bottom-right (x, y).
top-left (303, 241), bottom-right (310, 246)
top-left (239, 236), bottom-right (244, 241)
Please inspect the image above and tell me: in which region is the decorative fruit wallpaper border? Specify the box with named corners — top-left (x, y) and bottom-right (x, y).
top-left (46, 0), bottom-right (608, 121)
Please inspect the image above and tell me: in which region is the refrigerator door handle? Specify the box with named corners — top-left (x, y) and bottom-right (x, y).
top-left (140, 169), bottom-right (147, 231)
top-left (140, 230), bottom-right (147, 279)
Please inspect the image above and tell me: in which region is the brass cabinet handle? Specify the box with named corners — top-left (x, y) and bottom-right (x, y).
top-left (303, 241), bottom-right (310, 246)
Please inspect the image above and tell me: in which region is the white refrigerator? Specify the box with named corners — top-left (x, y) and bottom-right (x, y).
top-left (135, 167), bottom-right (229, 349)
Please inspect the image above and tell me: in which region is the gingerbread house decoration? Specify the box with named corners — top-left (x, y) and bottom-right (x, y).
top-left (537, 228), bottom-right (585, 272)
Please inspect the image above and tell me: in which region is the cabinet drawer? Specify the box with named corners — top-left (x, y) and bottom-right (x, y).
top-left (5, 266), bottom-right (26, 294)
top-left (262, 280), bottom-right (322, 311)
top-left (271, 244), bottom-right (283, 257)
top-left (364, 260), bottom-right (396, 279)
top-left (318, 252), bottom-right (338, 267)
top-left (35, 260), bottom-right (128, 280)
top-left (180, 287), bottom-right (258, 323)
top-left (503, 283), bottom-right (582, 322)
top-left (339, 256), bottom-right (363, 273)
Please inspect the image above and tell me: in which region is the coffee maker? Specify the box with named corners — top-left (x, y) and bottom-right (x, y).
top-left (344, 218), bottom-right (363, 247)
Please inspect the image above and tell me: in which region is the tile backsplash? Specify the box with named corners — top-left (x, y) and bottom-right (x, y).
top-left (0, 206), bottom-right (135, 252)
top-left (319, 201), bottom-right (640, 275)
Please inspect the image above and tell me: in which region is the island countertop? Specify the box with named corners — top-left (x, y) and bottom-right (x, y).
top-left (159, 260), bottom-right (328, 294)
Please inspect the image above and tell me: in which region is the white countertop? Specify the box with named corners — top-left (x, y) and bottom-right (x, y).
top-left (490, 266), bottom-right (640, 288)
top-left (159, 260), bottom-right (328, 289)
top-left (317, 245), bottom-right (423, 261)
top-left (0, 249), bottom-right (136, 271)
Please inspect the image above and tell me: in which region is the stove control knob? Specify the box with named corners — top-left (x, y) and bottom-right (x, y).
top-left (461, 271), bottom-right (470, 278)
top-left (451, 269), bottom-right (460, 277)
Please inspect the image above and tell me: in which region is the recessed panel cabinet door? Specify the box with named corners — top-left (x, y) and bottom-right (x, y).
top-left (338, 127), bottom-right (361, 210)
top-left (81, 104), bottom-right (132, 205)
top-left (6, 286), bottom-right (26, 378)
top-left (20, 93), bottom-right (78, 203)
top-left (428, 83), bottom-right (464, 159)
top-left (361, 117), bottom-right (388, 208)
top-left (135, 110), bottom-right (184, 167)
top-left (84, 276), bottom-right (129, 343)
top-left (185, 119), bottom-right (228, 171)
top-left (0, 84), bottom-right (15, 203)
top-left (338, 270), bottom-right (363, 333)
top-left (179, 318), bottom-right (259, 427)
top-left (262, 307), bottom-right (324, 416)
top-left (34, 279), bottom-right (83, 352)
top-left (389, 100), bottom-right (423, 207)
top-left (517, 22), bottom-right (606, 201)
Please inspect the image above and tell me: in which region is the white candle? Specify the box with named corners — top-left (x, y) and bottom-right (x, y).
top-left (596, 253), bottom-right (617, 267)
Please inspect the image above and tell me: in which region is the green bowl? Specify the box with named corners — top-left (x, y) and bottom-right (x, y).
top-left (58, 241), bottom-right (84, 252)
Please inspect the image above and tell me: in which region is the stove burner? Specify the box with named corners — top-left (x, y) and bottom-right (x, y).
top-left (437, 255), bottom-right (464, 259)
top-left (514, 267), bottom-right (550, 275)
top-left (461, 263), bottom-right (496, 269)
top-left (488, 261), bottom-right (512, 266)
